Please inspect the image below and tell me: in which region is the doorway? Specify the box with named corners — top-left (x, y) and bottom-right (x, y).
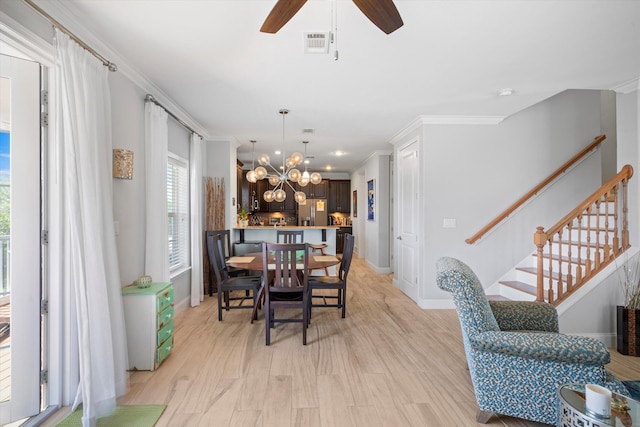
top-left (0, 53), bottom-right (45, 425)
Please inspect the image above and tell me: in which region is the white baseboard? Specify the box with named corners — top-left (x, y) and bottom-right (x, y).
top-left (365, 259), bottom-right (392, 274)
top-left (174, 296), bottom-right (190, 315)
top-left (417, 298), bottom-right (455, 309)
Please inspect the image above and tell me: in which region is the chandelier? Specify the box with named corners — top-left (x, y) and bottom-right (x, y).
top-left (246, 109), bottom-right (321, 204)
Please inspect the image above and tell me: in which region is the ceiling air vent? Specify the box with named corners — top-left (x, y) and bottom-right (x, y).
top-left (304, 33), bottom-right (330, 54)
top-left (302, 128), bottom-right (315, 134)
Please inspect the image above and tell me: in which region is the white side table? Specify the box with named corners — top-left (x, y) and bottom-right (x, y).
top-left (558, 383), bottom-right (638, 427)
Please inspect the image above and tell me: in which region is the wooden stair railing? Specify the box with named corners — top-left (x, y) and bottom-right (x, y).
top-left (534, 164), bottom-right (633, 305)
top-left (466, 135), bottom-right (607, 244)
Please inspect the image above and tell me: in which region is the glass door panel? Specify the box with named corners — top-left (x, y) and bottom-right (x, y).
top-left (0, 54), bottom-right (42, 425)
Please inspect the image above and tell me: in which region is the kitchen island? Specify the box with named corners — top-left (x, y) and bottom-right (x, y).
top-left (232, 226), bottom-right (339, 275)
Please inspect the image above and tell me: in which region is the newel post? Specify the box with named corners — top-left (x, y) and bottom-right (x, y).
top-left (534, 226), bottom-right (547, 302)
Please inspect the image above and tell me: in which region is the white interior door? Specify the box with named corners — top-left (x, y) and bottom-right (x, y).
top-left (396, 139), bottom-right (419, 302)
top-left (0, 54), bottom-right (42, 424)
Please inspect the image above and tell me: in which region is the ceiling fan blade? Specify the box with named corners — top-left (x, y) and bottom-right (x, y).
top-left (352, 0), bottom-right (404, 34)
top-left (260, 0), bottom-right (308, 34)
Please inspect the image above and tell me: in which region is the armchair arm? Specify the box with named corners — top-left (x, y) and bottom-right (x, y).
top-left (489, 300), bottom-right (558, 332)
top-left (469, 331), bottom-right (610, 365)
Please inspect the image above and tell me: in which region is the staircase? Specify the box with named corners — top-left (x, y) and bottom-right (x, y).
top-left (488, 165), bottom-right (633, 306)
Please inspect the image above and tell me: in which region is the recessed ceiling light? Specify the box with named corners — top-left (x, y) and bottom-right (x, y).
top-left (335, 150), bottom-right (344, 156)
top-left (275, 150), bottom-right (281, 155)
top-left (498, 88), bottom-right (514, 97)
top-left (325, 165), bottom-right (332, 171)
top-left (304, 159), bottom-right (310, 164)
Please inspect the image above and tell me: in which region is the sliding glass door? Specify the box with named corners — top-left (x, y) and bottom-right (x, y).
top-left (0, 53), bottom-right (43, 425)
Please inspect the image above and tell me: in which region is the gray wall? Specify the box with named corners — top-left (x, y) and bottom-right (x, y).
top-left (393, 89), bottom-right (607, 305)
top-left (351, 152), bottom-right (392, 273)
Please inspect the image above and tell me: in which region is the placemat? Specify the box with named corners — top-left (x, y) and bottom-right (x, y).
top-left (314, 255), bottom-right (339, 262)
top-left (227, 256), bottom-right (255, 263)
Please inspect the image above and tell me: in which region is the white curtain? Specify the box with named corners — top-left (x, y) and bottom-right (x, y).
top-left (144, 102), bottom-right (170, 282)
top-left (190, 133), bottom-right (204, 306)
top-left (55, 30), bottom-right (128, 426)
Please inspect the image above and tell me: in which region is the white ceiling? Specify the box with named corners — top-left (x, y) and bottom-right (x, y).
top-left (31, 0), bottom-right (640, 173)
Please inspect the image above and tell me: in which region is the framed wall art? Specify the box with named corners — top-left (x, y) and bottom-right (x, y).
top-left (367, 179), bottom-right (375, 221)
top-left (353, 190), bottom-right (357, 218)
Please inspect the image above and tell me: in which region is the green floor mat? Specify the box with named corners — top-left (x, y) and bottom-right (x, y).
top-left (56, 405), bottom-right (166, 427)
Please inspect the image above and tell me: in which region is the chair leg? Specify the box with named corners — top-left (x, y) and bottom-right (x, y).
top-left (341, 289), bottom-right (346, 318)
top-left (265, 295), bottom-right (271, 346)
top-left (303, 295), bottom-right (308, 345)
top-left (218, 287), bottom-right (223, 321)
top-left (209, 270), bottom-right (214, 297)
top-left (476, 410), bottom-right (493, 424)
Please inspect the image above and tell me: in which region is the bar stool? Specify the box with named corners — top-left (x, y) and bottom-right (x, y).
top-left (309, 243), bottom-right (330, 275)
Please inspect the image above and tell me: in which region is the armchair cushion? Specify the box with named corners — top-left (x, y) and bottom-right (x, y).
top-left (469, 331), bottom-right (610, 365)
top-left (489, 300), bottom-right (558, 332)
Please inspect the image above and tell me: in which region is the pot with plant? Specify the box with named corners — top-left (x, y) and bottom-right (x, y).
top-left (238, 206), bottom-right (249, 228)
top-left (617, 253), bottom-right (640, 356)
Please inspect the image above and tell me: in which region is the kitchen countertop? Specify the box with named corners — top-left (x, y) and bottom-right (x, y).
top-left (234, 225), bottom-right (342, 230)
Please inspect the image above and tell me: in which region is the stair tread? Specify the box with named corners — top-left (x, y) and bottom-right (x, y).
top-left (517, 267), bottom-right (568, 281)
top-left (533, 253), bottom-right (581, 264)
top-left (552, 239), bottom-right (614, 249)
top-left (499, 280), bottom-right (536, 296)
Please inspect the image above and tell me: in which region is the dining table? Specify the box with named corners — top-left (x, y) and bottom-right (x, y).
top-left (226, 251), bottom-right (341, 323)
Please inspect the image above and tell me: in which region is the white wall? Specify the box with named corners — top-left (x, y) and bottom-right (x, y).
top-left (351, 151), bottom-right (392, 273)
top-left (205, 137), bottom-right (236, 229)
top-left (109, 71), bottom-right (193, 310)
top-left (110, 73), bottom-right (146, 286)
top-left (393, 90), bottom-right (607, 306)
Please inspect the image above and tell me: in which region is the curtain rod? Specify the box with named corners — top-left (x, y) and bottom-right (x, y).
top-left (23, 0), bottom-right (117, 71)
top-left (145, 95), bottom-right (203, 140)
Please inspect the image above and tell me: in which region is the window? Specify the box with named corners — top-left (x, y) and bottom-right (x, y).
top-left (167, 153), bottom-right (189, 272)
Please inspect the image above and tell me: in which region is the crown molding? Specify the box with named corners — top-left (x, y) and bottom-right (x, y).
top-left (417, 115), bottom-right (506, 125)
top-left (611, 77), bottom-right (640, 94)
top-left (31, 1), bottom-right (211, 139)
top-left (389, 114), bottom-right (505, 146)
top-left (0, 11), bottom-right (54, 65)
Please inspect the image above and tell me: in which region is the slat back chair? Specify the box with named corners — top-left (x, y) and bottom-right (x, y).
top-left (276, 230), bottom-right (304, 243)
top-left (206, 229), bottom-right (245, 296)
top-left (208, 233), bottom-right (261, 321)
top-left (308, 233), bottom-right (354, 319)
top-left (262, 241), bottom-right (309, 345)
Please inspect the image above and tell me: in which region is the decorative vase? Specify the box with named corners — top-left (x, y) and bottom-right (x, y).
top-left (240, 219), bottom-right (249, 228)
top-left (617, 306), bottom-right (640, 356)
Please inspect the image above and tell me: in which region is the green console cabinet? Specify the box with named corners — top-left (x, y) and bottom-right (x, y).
top-left (122, 282), bottom-right (174, 371)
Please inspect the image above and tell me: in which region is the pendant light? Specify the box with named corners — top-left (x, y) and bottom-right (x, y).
top-left (245, 109), bottom-right (321, 204)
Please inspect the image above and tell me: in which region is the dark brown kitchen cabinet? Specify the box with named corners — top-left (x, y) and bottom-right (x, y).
top-left (268, 183), bottom-right (296, 212)
top-left (336, 226), bottom-right (352, 254)
top-left (328, 180), bottom-right (351, 213)
top-left (296, 179), bottom-right (328, 199)
top-left (253, 179), bottom-right (268, 212)
top-left (237, 160), bottom-right (248, 212)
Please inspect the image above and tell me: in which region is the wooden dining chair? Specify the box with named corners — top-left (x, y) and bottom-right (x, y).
top-left (208, 233), bottom-right (262, 321)
top-left (206, 229), bottom-right (245, 296)
top-left (276, 230), bottom-right (304, 243)
top-left (262, 241), bottom-right (309, 345)
top-left (308, 233), bottom-right (354, 320)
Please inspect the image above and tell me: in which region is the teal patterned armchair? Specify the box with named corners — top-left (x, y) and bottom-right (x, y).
top-left (436, 257), bottom-right (628, 425)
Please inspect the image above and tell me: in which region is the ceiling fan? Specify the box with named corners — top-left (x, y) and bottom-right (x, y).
top-left (260, 0), bottom-right (404, 35)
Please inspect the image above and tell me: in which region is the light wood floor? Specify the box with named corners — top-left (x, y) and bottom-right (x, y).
top-left (46, 256), bottom-right (640, 426)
